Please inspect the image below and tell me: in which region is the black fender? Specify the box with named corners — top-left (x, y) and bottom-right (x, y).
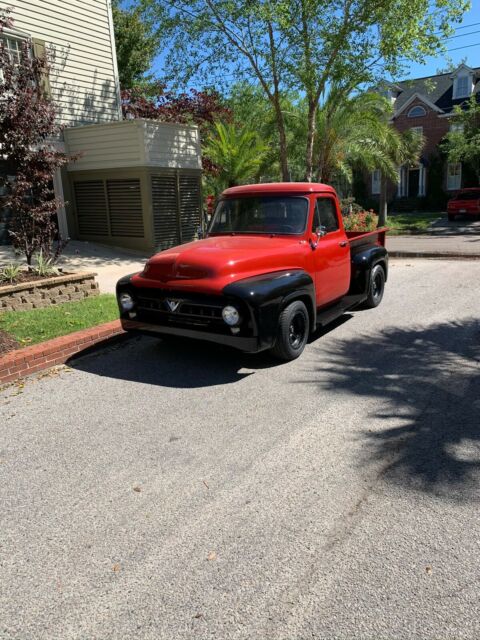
top-left (223, 269), bottom-right (315, 351)
top-left (349, 246), bottom-right (388, 295)
top-left (116, 272), bottom-right (139, 292)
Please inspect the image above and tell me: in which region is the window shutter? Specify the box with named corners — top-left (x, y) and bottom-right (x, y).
top-left (32, 38), bottom-right (51, 98)
top-left (74, 181), bottom-right (109, 236)
top-left (151, 175), bottom-right (179, 250)
top-left (106, 179), bottom-right (144, 237)
top-left (179, 174), bottom-right (201, 243)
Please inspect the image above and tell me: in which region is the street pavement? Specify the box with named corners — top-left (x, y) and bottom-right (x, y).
top-left (1, 259), bottom-right (480, 640)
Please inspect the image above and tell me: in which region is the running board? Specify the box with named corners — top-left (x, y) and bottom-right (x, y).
top-left (316, 294), bottom-right (366, 327)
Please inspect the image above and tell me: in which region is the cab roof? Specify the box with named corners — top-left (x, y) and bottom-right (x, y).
top-left (222, 182), bottom-right (336, 197)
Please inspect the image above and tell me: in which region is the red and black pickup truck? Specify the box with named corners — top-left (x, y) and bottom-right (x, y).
top-left (117, 183), bottom-right (388, 360)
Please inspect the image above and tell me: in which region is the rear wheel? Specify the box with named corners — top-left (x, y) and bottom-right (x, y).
top-left (448, 213), bottom-right (456, 222)
top-left (271, 300), bottom-right (310, 361)
top-left (364, 264), bottom-right (385, 309)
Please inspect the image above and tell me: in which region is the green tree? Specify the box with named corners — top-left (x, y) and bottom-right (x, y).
top-left (152, 0), bottom-right (467, 181)
top-left (203, 121), bottom-right (267, 191)
top-left (112, 0), bottom-right (161, 90)
top-left (442, 95), bottom-right (480, 184)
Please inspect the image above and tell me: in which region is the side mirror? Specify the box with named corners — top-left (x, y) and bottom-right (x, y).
top-left (315, 225), bottom-right (327, 238)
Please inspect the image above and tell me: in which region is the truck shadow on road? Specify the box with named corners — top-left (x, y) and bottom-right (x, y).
top-left (314, 317), bottom-right (480, 499)
top-left (69, 334), bottom-right (282, 388)
top-left (69, 316), bottom-right (351, 389)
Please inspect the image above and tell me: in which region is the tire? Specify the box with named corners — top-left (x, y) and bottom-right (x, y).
top-left (364, 264), bottom-right (385, 309)
top-left (448, 214), bottom-right (456, 222)
top-left (271, 300), bottom-right (310, 361)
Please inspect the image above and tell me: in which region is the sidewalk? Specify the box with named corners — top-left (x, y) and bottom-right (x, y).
top-left (0, 241), bottom-right (149, 293)
top-left (387, 234), bottom-right (480, 258)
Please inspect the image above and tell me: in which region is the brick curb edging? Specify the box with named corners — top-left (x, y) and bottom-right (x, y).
top-left (389, 251), bottom-right (480, 260)
top-left (0, 320), bottom-right (126, 386)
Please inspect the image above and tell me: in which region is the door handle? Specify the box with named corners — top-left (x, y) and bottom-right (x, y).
top-left (339, 240), bottom-right (348, 247)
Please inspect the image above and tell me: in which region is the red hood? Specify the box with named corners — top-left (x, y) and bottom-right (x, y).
top-left (132, 235), bottom-right (310, 293)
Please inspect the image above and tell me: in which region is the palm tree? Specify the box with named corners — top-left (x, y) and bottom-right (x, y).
top-left (377, 128), bottom-right (425, 226)
top-left (310, 89), bottom-right (424, 224)
top-left (203, 121), bottom-right (268, 192)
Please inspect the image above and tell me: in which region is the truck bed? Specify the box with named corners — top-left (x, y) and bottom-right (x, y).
top-left (346, 228), bottom-right (387, 248)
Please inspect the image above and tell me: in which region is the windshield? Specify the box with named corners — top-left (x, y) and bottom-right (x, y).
top-left (454, 190), bottom-right (480, 200)
top-left (209, 196), bottom-right (309, 235)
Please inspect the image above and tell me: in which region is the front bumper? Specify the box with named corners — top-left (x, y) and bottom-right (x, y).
top-left (121, 319), bottom-right (259, 352)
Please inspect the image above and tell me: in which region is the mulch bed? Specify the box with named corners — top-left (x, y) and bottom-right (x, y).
top-left (0, 330), bottom-right (19, 356)
top-left (0, 270), bottom-right (67, 286)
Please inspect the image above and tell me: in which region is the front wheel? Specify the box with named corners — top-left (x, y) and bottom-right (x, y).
top-left (271, 300), bottom-right (310, 361)
top-left (364, 264), bottom-right (385, 309)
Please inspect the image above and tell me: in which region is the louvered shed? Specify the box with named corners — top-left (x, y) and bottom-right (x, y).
top-left (64, 119), bottom-right (203, 253)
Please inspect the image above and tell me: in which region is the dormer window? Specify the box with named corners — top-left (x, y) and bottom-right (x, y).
top-left (407, 105), bottom-right (426, 118)
top-left (453, 74), bottom-right (472, 99)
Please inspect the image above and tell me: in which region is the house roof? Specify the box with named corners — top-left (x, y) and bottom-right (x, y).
top-left (393, 66), bottom-right (480, 117)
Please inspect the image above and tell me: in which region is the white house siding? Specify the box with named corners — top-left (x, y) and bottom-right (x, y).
top-left (0, 0), bottom-right (121, 126)
top-left (64, 120), bottom-right (202, 171)
top-left (65, 121), bottom-right (144, 171)
top-left (144, 121), bottom-right (202, 170)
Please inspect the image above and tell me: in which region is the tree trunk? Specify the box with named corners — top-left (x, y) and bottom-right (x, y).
top-left (274, 101), bottom-right (290, 181)
top-left (305, 100), bottom-right (317, 182)
top-left (378, 174), bottom-right (388, 227)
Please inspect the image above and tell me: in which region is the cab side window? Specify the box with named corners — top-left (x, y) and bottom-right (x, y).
top-left (314, 198), bottom-right (339, 233)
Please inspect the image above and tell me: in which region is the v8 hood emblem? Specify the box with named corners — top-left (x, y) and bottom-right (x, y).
top-left (165, 299), bottom-right (182, 312)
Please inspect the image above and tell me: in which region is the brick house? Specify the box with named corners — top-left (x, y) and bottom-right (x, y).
top-left (0, 0), bottom-right (202, 252)
top-left (366, 64), bottom-right (480, 210)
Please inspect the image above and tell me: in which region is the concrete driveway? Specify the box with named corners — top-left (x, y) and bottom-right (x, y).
top-left (0, 241), bottom-right (148, 293)
top-left (1, 259), bottom-right (479, 640)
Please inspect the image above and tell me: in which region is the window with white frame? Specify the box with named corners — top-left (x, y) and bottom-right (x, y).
top-left (0, 34), bottom-right (29, 82)
top-left (450, 122), bottom-right (464, 133)
top-left (1, 34), bottom-right (26, 64)
top-left (407, 105), bottom-right (427, 118)
top-left (453, 74), bottom-right (471, 99)
top-left (447, 162), bottom-right (462, 190)
top-left (371, 169), bottom-right (381, 195)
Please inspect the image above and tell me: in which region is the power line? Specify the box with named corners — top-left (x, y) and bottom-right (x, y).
top-left (446, 29), bottom-right (480, 42)
top-left (446, 41), bottom-right (480, 53)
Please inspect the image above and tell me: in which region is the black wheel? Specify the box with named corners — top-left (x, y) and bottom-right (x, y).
top-left (448, 214), bottom-right (456, 222)
top-left (271, 300), bottom-right (310, 361)
top-left (364, 264), bottom-right (385, 309)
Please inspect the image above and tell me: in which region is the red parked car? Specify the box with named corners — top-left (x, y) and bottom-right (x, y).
top-left (447, 188), bottom-right (480, 221)
top-left (117, 183), bottom-right (388, 361)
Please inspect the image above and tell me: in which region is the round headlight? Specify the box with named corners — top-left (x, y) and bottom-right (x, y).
top-left (222, 305), bottom-right (240, 326)
top-left (119, 292), bottom-right (135, 311)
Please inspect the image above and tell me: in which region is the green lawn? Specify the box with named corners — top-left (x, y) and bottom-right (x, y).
top-left (387, 212), bottom-right (443, 235)
top-left (0, 294), bottom-right (118, 347)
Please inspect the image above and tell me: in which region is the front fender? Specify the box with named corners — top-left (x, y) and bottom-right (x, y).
top-left (223, 270), bottom-right (315, 351)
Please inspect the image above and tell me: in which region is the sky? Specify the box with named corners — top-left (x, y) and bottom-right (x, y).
top-left (400, 0), bottom-right (480, 80)
top-left (150, 0), bottom-right (480, 88)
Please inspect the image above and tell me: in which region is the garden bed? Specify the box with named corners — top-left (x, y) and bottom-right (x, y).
top-left (0, 271), bottom-right (99, 312)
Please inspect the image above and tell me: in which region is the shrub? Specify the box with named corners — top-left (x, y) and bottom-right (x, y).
top-left (343, 209), bottom-right (379, 232)
top-left (32, 249), bottom-right (60, 277)
top-left (339, 197), bottom-right (365, 216)
top-left (0, 263), bottom-right (21, 284)
top-left (0, 9), bottom-right (73, 267)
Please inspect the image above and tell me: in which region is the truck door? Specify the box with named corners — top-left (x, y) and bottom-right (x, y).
top-left (312, 196), bottom-right (351, 307)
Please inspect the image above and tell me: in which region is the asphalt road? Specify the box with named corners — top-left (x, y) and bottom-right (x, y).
top-left (1, 259), bottom-right (480, 640)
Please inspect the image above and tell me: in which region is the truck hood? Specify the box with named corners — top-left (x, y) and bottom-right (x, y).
top-left (133, 235), bottom-right (309, 292)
